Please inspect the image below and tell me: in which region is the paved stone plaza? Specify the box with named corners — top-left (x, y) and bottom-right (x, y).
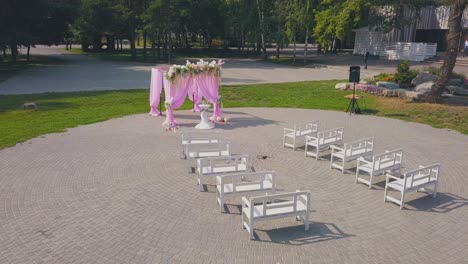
top-left (1, 108), bottom-right (468, 264)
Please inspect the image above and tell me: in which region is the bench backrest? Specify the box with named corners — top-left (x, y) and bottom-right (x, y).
top-left (197, 154), bottom-right (249, 175)
top-left (372, 149), bottom-right (403, 171)
top-left (403, 164), bottom-right (440, 189)
top-left (250, 191), bottom-right (310, 218)
top-left (218, 171), bottom-right (275, 194)
top-left (181, 131), bottom-right (221, 145)
top-left (317, 127), bottom-right (344, 145)
top-left (186, 141), bottom-right (230, 159)
top-left (344, 137), bottom-right (374, 157)
top-left (294, 121), bottom-right (319, 136)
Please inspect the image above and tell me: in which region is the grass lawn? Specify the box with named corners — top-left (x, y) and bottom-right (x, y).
top-left (1, 80), bottom-right (467, 149)
top-left (0, 55), bottom-right (62, 83)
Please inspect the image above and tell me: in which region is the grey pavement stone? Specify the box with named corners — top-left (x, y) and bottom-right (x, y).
top-left (0, 108), bottom-right (467, 264)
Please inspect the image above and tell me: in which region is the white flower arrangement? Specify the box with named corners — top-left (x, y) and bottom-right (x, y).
top-left (165, 59), bottom-right (224, 81)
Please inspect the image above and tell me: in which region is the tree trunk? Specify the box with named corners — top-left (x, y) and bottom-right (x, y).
top-left (130, 30), bottom-right (137, 61)
top-left (27, 45), bottom-right (31, 62)
top-left (157, 29), bottom-right (161, 60)
top-left (429, 0), bottom-right (468, 101)
top-left (304, 27), bottom-right (309, 65)
top-left (293, 35), bottom-right (296, 64)
top-left (143, 31), bottom-right (147, 62)
top-left (11, 43), bottom-right (17, 63)
top-left (163, 30), bottom-right (167, 60)
top-left (151, 31), bottom-right (156, 62)
top-left (256, 0), bottom-right (267, 59)
top-left (276, 44), bottom-right (280, 58)
top-left (2, 47), bottom-right (7, 58)
top-left (168, 31), bottom-right (172, 64)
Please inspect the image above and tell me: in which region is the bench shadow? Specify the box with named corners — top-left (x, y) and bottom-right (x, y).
top-left (404, 193), bottom-right (468, 213)
top-left (256, 222), bottom-right (353, 245)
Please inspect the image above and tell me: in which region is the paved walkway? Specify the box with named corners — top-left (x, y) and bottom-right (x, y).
top-left (1, 108), bottom-right (467, 264)
top-left (0, 46), bottom-right (357, 95)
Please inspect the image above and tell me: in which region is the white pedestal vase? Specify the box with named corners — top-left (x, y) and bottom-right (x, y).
top-left (195, 104), bottom-right (215, 129)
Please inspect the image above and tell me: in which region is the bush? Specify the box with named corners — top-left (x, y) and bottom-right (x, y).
top-left (394, 60), bottom-right (418, 87)
top-left (374, 73), bottom-right (394, 82)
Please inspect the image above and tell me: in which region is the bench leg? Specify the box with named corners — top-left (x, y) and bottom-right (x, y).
top-left (342, 159), bottom-right (345, 174)
top-left (355, 167), bottom-right (360, 183)
top-left (249, 220), bottom-right (254, 240)
top-left (305, 213), bottom-right (310, 231)
top-left (433, 183), bottom-right (438, 198)
top-left (330, 154), bottom-right (334, 169)
top-left (316, 147), bottom-right (319, 160)
top-left (219, 197), bottom-right (224, 212)
top-left (400, 191), bottom-right (405, 210)
top-left (198, 177), bottom-right (203, 192)
top-left (368, 172), bottom-right (374, 189)
top-left (384, 181), bottom-right (389, 202)
top-left (292, 137), bottom-right (296, 151)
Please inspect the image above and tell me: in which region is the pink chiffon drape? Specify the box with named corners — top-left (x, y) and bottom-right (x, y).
top-left (149, 70), bottom-right (223, 128)
top-left (195, 74), bottom-right (222, 120)
top-left (164, 75), bottom-right (193, 128)
top-left (149, 68), bottom-right (164, 116)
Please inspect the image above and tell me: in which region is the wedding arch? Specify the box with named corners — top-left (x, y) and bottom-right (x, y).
top-left (149, 59), bottom-right (224, 129)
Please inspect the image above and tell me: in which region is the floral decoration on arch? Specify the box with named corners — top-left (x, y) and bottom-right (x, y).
top-left (165, 59), bottom-right (224, 81)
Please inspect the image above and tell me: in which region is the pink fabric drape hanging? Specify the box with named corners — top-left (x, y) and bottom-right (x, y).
top-left (164, 75), bottom-right (192, 128)
top-left (195, 73), bottom-right (222, 120)
top-left (150, 69), bottom-right (223, 129)
top-left (149, 68), bottom-right (164, 116)
top-left (187, 78), bottom-right (202, 112)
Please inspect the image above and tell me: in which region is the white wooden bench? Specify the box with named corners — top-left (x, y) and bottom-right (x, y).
top-left (242, 191), bottom-right (311, 240)
top-left (216, 171), bottom-right (276, 212)
top-left (197, 154), bottom-right (249, 191)
top-left (181, 131), bottom-right (222, 159)
top-left (330, 137), bottom-right (374, 173)
top-left (185, 141), bottom-right (230, 159)
top-left (384, 164), bottom-right (440, 209)
top-left (283, 121), bottom-right (319, 150)
top-left (305, 127), bottom-right (344, 160)
top-left (355, 149), bottom-right (403, 189)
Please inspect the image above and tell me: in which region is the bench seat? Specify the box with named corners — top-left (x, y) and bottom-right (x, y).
top-left (216, 171), bottom-right (276, 212)
top-left (242, 191), bottom-right (310, 240)
top-left (385, 164), bottom-right (440, 209)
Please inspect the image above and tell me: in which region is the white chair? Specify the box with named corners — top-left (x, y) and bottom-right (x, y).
top-left (384, 164), bottom-right (440, 209)
top-left (283, 121), bottom-right (319, 150)
top-left (216, 171), bottom-right (276, 212)
top-left (242, 191), bottom-right (311, 240)
top-left (355, 149), bottom-right (403, 188)
top-left (197, 154), bottom-right (249, 191)
top-left (305, 127), bottom-right (344, 160)
top-left (181, 131), bottom-right (222, 159)
top-left (185, 141), bottom-right (230, 159)
top-left (330, 137), bottom-right (374, 173)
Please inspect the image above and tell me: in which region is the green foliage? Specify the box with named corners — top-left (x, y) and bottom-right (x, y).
top-left (313, 0), bottom-right (366, 50)
top-left (373, 73), bottom-right (394, 82)
top-left (393, 60), bottom-right (418, 86)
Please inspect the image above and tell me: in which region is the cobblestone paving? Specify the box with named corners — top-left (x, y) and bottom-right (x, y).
top-left (1, 108), bottom-right (467, 264)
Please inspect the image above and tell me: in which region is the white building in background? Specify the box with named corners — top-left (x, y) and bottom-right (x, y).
top-left (353, 5), bottom-right (468, 61)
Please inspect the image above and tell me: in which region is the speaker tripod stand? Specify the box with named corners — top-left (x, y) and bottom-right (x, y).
top-left (346, 82), bottom-right (360, 115)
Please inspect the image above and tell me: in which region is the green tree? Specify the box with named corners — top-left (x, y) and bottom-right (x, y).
top-left (313, 0), bottom-right (365, 52)
top-left (0, 0), bottom-right (48, 62)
